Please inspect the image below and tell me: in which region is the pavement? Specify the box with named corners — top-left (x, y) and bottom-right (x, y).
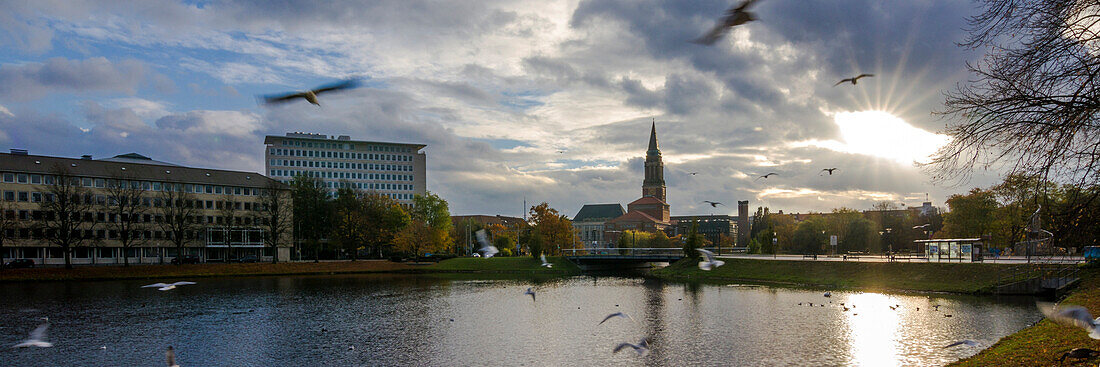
top-left (713, 253), bottom-right (1085, 264)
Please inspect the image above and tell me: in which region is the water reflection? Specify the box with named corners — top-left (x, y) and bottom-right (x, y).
top-left (0, 275), bottom-right (1039, 366)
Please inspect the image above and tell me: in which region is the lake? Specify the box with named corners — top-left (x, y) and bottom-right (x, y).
top-left (0, 274), bottom-right (1040, 366)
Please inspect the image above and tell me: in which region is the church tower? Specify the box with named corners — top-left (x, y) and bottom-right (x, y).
top-left (642, 120), bottom-right (666, 202)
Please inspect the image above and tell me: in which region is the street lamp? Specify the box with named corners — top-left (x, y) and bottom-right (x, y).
top-left (772, 231), bottom-right (777, 259)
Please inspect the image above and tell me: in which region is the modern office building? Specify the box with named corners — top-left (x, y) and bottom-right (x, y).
top-left (671, 215), bottom-right (738, 246)
top-left (0, 149), bottom-right (291, 265)
top-left (264, 132), bottom-right (426, 207)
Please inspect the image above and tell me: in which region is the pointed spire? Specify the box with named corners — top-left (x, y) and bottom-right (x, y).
top-left (648, 118), bottom-right (659, 152)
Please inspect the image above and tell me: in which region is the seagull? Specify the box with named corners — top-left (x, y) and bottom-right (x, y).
top-left (702, 201), bottom-right (724, 207)
top-left (12, 321), bottom-right (52, 348)
top-left (142, 281), bottom-right (197, 291)
top-left (913, 224), bottom-right (931, 230)
top-left (697, 249), bottom-right (725, 271)
top-left (823, 292), bottom-right (832, 297)
top-left (1037, 302), bottom-right (1100, 339)
top-left (889, 305), bottom-right (898, 310)
top-left (261, 78), bottom-right (361, 106)
top-left (1058, 348), bottom-right (1100, 363)
top-left (540, 254), bottom-right (553, 268)
top-left (600, 312), bottom-right (635, 325)
top-left (166, 346), bottom-right (180, 367)
top-left (819, 168), bottom-right (839, 176)
top-left (943, 340), bottom-right (979, 348)
top-left (755, 172), bottom-right (778, 181)
top-left (693, 0), bottom-right (760, 45)
top-left (474, 230), bottom-right (499, 258)
top-left (613, 337), bottom-right (649, 355)
top-left (833, 74), bottom-right (874, 86)
top-left (524, 287), bottom-right (536, 302)
top-left (688, 172), bottom-right (698, 176)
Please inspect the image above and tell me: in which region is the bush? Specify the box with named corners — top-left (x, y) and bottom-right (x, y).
top-left (500, 247), bottom-right (513, 257)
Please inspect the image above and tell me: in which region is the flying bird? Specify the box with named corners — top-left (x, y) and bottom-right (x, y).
top-left (833, 74), bottom-right (874, 86)
top-left (819, 168), bottom-right (839, 175)
top-left (913, 224), bottom-right (931, 230)
top-left (474, 230), bottom-right (499, 258)
top-left (599, 312), bottom-right (635, 325)
top-left (261, 78), bottom-right (361, 106)
top-left (688, 172), bottom-right (698, 176)
top-left (142, 281), bottom-right (197, 291)
top-left (12, 320), bottom-right (52, 348)
top-left (613, 337), bottom-right (649, 355)
top-left (1038, 302), bottom-right (1100, 339)
top-left (702, 201), bottom-right (724, 207)
top-left (166, 346), bottom-right (180, 367)
top-left (1058, 348), bottom-right (1100, 363)
top-left (943, 340), bottom-right (979, 348)
top-left (693, 0), bottom-right (761, 45)
top-left (697, 249), bottom-right (725, 271)
top-left (540, 254), bottom-right (553, 268)
top-left (524, 287), bottom-right (536, 302)
top-left (756, 173), bottom-right (778, 181)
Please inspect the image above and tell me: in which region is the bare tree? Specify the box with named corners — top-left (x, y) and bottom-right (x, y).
top-left (102, 176), bottom-right (148, 266)
top-left (257, 181), bottom-right (292, 263)
top-left (0, 200), bottom-right (17, 270)
top-left (157, 185), bottom-right (199, 265)
top-left (219, 193), bottom-right (238, 261)
top-left (37, 166), bottom-right (98, 269)
top-left (931, 0), bottom-right (1100, 187)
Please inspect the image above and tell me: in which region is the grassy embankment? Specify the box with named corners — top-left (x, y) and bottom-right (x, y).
top-left (950, 267), bottom-right (1100, 366)
top-left (651, 257), bottom-right (1013, 293)
top-left (0, 256), bottom-right (580, 282)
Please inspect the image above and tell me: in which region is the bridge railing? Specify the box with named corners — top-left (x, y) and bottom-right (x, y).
top-left (564, 248), bottom-right (684, 257)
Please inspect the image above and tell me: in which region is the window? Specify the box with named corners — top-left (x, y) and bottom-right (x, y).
top-left (2, 173), bottom-right (12, 182)
top-left (30, 175), bottom-right (41, 184)
top-left (215, 186), bottom-right (222, 194)
top-left (3, 191), bottom-right (13, 201)
top-left (82, 177), bottom-right (92, 187)
top-left (31, 192), bottom-right (41, 202)
top-left (17, 192), bottom-right (28, 202)
top-left (17, 174), bottom-right (28, 183)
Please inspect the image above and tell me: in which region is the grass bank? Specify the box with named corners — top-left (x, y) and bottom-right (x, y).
top-left (651, 257), bottom-right (1013, 293)
top-left (0, 260), bottom-right (416, 282)
top-left (426, 256), bottom-right (581, 275)
top-left (950, 267), bottom-right (1100, 366)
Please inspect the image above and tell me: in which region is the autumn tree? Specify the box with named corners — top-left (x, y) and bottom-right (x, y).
top-left (404, 191), bottom-right (452, 254)
top-left (360, 192), bottom-right (409, 258)
top-left (683, 221), bottom-right (702, 259)
top-left (102, 175), bottom-right (148, 266)
top-left (528, 202), bottom-right (575, 256)
top-left (156, 184), bottom-right (198, 264)
top-left (37, 166), bottom-right (99, 269)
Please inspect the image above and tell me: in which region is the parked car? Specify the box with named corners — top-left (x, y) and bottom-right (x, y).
top-left (234, 255), bottom-right (259, 263)
top-left (4, 259), bottom-right (34, 268)
top-left (171, 254), bottom-right (201, 265)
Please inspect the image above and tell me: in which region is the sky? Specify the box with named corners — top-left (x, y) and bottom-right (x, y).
top-left (0, 0), bottom-right (1007, 217)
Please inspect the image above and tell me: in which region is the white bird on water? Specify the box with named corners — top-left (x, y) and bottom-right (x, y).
top-left (540, 254), bottom-right (553, 268)
top-left (12, 320), bottom-right (52, 348)
top-left (475, 230), bottom-right (499, 258)
top-left (697, 249), bottom-right (725, 271)
top-left (1037, 302), bottom-right (1100, 339)
top-left (524, 287), bottom-right (536, 302)
top-left (613, 337), bottom-right (649, 355)
top-left (599, 312), bottom-right (634, 325)
top-left (142, 281), bottom-right (197, 291)
top-left (166, 346), bottom-right (180, 367)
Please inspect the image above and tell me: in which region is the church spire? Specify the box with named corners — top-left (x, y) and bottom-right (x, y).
top-left (642, 118), bottom-right (666, 202)
top-left (647, 118), bottom-right (659, 153)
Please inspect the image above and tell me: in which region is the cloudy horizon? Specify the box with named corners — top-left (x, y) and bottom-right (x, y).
top-left (0, 0), bottom-right (1007, 218)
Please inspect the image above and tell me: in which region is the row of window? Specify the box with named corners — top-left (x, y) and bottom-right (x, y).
top-left (270, 148), bottom-right (413, 163)
top-left (4, 209), bottom-right (269, 227)
top-left (2, 173), bottom-right (266, 197)
top-left (3, 226), bottom-right (264, 242)
top-left (270, 159), bottom-right (413, 173)
top-left (279, 140), bottom-right (413, 154)
top-left (4, 243), bottom-right (272, 259)
top-left (268, 169), bottom-right (413, 183)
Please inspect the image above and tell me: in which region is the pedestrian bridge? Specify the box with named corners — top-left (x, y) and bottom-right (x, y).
top-left (564, 248), bottom-right (684, 268)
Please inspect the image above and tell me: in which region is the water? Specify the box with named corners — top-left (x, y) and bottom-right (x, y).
top-left (0, 274), bottom-right (1040, 366)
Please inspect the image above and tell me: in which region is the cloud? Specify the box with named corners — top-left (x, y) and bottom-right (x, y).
top-left (0, 57), bottom-right (146, 101)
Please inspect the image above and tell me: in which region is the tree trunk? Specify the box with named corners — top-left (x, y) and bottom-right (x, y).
top-left (64, 247), bottom-right (72, 269)
top-left (271, 245), bottom-right (278, 264)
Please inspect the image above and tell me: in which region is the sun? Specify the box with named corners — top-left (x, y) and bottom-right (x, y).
top-left (832, 110), bottom-right (949, 164)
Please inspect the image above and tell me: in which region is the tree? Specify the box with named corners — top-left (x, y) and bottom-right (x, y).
top-left (258, 180), bottom-right (292, 263)
top-left (156, 184), bottom-right (198, 265)
top-left (791, 218), bottom-right (827, 255)
top-left (408, 192), bottom-right (453, 253)
top-left (331, 186), bottom-right (365, 260)
top-left (37, 166), bottom-right (99, 269)
top-left (219, 190), bottom-right (240, 261)
top-left (683, 220), bottom-right (703, 259)
top-left (528, 202), bottom-right (575, 256)
top-left (932, 0), bottom-right (1100, 187)
top-left (360, 192), bottom-right (409, 258)
top-left (0, 200), bottom-right (17, 270)
top-left (943, 188), bottom-right (999, 238)
top-left (291, 175), bottom-right (330, 262)
top-left (492, 235), bottom-right (515, 255)
top-left (102, 175), bottom-right (148, 266)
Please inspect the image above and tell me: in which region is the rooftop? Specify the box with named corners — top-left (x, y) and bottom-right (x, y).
top-left (573, 203), bottom-right (626, 222)
top-left (0, 152), bottom-right (280, 188)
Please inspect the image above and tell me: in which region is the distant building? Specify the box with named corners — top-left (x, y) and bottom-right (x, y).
top-left (0, 150), bottom-right (290, 265)
top-left (737, 200), bottom-right (750, 246)
top-left (264, 132), bottom-right (426, 208)
top-left (572, 204), bottom-right (625, 248)
top-left (671, 215), bottom-right (737, 246)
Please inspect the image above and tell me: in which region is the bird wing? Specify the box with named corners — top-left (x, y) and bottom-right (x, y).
top-left (171, 281), bottom-right (197, 286)
top-left (613, 343), bottom-right (637, 353)
top-left (692, 25), bottom-right (726, 45)
top-left (1038, 302), bottom-right (1097, 329)
top-left (28, 323), bottom-right (48, 341)
top-left (475, 229), bottom-right (490, 248)
top-left (697, 248), bottom-right (716, 262)
top-left (833, 79), bottom-right (852, 86)
top-left (732, 0), bottom-right (759, 12)
top-left (143, 283), bottom-right (171, 288)
top-left (599, 313), bottom-right (621, 325)
top-left (262, 92), bottom-right (308, 104)
top-left (311, 79), bottom-right (361, 94)
top-left (540, 254), bottom-right (548, 264)
top-left (857, 73), bottom-right (875, 79)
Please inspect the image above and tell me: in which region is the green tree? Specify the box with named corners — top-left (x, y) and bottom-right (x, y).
top-left (683, 220), bottom-right (703, 259)
top-left (331, 186), bottom-right (365, 260)
top-left (943, 188), bottom-right (998, 239)
top-left (791, 218), bottom-right (827, 255)
top-left (409, 192), bottom-right (453, 252)
top-left (360, 192), bottom-right (410, 258)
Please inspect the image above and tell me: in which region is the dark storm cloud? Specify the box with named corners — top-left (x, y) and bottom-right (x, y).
top-left (0, 57), bottom-right (147, 101)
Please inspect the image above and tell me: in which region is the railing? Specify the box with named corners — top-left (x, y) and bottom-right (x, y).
top-left (996, 262), bottom-right (1080, 288)
top-left (564, 248), bottom-right (684, 256)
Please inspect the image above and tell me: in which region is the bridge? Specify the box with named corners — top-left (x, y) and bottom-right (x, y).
top-left (563, 248), bottom-right (685, 269)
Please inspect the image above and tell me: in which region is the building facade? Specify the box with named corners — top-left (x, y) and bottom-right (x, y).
top-left (671, 215), bottom-right (737, 246)
top-left (571, 204), bottom-right (625, 248)
top-left (264, 132), bottom-right (426, 207)
top-left (0, 150), bottom-right (291, 265)
top-left (604, 121), bottom-right (672, 244)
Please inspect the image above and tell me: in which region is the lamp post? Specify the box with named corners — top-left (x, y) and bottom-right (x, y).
top-left (772, 231), bottom-right (777, 259)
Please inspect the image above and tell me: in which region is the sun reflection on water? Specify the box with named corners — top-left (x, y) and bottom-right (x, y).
top-left (847, 293), bottom-right (902, 367)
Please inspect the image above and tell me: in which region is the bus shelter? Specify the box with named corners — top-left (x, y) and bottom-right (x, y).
top-left (914, 239), bottom-right (983, 263)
